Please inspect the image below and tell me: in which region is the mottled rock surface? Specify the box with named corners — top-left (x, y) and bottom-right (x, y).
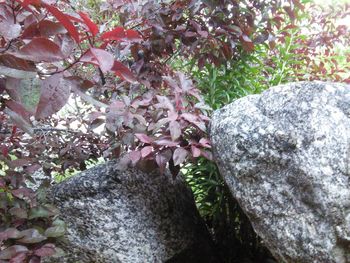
top-left (210, 82), bottom-right (350, 263)
top-left (45, 161), bottom-right (219, 263)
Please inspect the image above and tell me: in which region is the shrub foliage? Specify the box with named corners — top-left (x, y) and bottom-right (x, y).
top-left (0, 0), bottom-right (349, 262)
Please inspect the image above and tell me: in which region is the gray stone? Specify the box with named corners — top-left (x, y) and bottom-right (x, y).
top-left (210, 81), bottom-right (350, 263)
top-left (45, 160), bottom-right (219, 263)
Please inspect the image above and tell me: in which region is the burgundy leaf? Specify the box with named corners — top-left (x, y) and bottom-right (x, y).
top-left (0, 78), bottom-right (5, 94)
top-left (0, 245), bottom-right (28, 260)
top-left (5, 77), bottom-right (41, 113)
top-left (141, 146), bottom-right (153, 158)
top-left (169, 120), bottom-right (181, 141)
top-left (35, 74), bottom-right (71, 119)
top-left (155, 149), bottom-right (172, 174)
top-left (129, 150), bottom-right (141, 165)
top-left (181, 113), bottom-right (198, 123)
top-left (168, 111), bottom-right (178, 121)
top-left (181, 113), bottom-right (207, 132)
top-left (11, 38), bottom-right (65, 62)
top-left (283, 6), bottom-right (296, 21)
top-left (111, 61), bottom-right (137, 83)
top-left (154, 139), bottom-right (178, 147)
top-left (4, 108), bottom-right (34, 135)
top-left (199, 138), bottom-right (211, 148)
top-left (11, 188), bottom-right (35, 200)
top-left (5, 100), bottom-right (32, 122)
top-left (200, 149), bottom-right (213, 161)
top-left (173, 148), bottom-right (188, 166)
top-left (0, 54), bottom-right (36, 78)
top-left (34, 244), bottom-right (56, 257)
top-left (191, 146), bottom-right (201, 158)
top-left (56, 34), bottom-right (76, 58)
top-left (156, 95), bottom-right (175, 111)
top-left (22, 20), bottom-right (66, 39)
top-left (9, 252), bottom-right (27, 263)
top-left (135, 133), bottom-right (153, 144)
top-left (29, 256), bottom-right (41, 263)
top-left (240, 35), bottom-right (255, 52)
top-left (9, 207), bottom-right (28, 219)
top-left (0, 228), bottom-right (23, 242)
top-left (90, 48), bottom-right (114, 72)
top-left (18, 229), bottom-right (47, 244)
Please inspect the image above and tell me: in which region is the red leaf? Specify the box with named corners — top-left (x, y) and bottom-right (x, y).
top-left (126, 29), bottom-right (141, 40)
top-left (20, 0), bottom-right (40, 8)
top-left (43, 3), bottom-right (80, 43)
top-left (141, 146), bottom-right (153, 158)
top-left (111, 61), bottom-right (137, 83)
top-left (173, 148), bottom-right (188, 166)
top-left (135, 133), bottom-right (153, 144)
top-left (101, 27), bottom-right (124, 40)
top-left (78, 12), bottom-right (99, 37)
top-left (12, 38), bottom-right (64, 62)
top-left (101, 27), bottom-right (141, 42)
top-left (35, 74), bottom-right (71, 119)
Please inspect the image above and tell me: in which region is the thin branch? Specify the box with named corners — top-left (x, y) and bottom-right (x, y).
top-left (0, 39), bottom-right (14, 54)
top-left (0, 127), bottom-right (79, 135)
top-left (33, 127), bottom-right (79, 134)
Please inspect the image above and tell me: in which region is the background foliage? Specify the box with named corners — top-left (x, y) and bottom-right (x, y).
top-left (0, 0), bottom-right (349, 262)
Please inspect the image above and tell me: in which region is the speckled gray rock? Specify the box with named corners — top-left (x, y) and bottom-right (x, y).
top-left (45, 161), bottom-right (219, 263)
top-left (210, 82), bottom-right (350, 263)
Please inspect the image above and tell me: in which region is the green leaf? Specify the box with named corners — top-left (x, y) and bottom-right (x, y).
top-left (18, 229), bottom-right (47, 244)
top-left (28, 205), bottom-right (57, 219)
top-left (44, 225), bottom-right (66, 238)
top-left (52, 218), bottom-right (66, 227)
top-left (9, 207), bottom-right (28, 219)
